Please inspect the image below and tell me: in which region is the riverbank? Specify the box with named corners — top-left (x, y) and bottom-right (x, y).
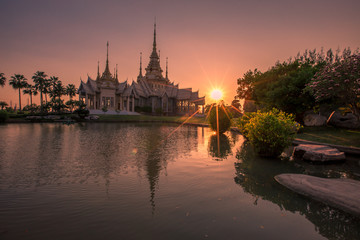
top-left (4, 114), bottom-right (360, 149)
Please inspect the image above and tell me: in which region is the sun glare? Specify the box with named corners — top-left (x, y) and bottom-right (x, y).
top-left (210, 89), bottom-right (223, 101)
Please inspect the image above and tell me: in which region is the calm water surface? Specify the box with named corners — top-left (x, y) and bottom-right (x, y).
top-left (0, 123), bottom-right (359, 240)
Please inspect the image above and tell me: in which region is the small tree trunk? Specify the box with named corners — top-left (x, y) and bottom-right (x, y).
top-left (30, 93), bottom-right (33, 106)
top-left (18, 88), bottom-right (22, 110)
top-left (40, 90), bottom-right (43, 113)
top-left (352, 103), bottom-right (360, 122)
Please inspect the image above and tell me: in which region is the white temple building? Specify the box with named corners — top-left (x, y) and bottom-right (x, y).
top-left (78, 23), bottom-right (205, 114)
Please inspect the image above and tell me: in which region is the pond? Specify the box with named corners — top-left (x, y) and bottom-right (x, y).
top-left (0, 123), bottom-right (359, 239)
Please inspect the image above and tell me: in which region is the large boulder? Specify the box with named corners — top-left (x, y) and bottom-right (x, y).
top-left (275, 174), bottom-right (360, 216)
top-left (293, 144), bottom-right (345, 162)
top-left (328, 112), bottom-right (360, 129)
top-left (303, 113), bottom-right (327, 126)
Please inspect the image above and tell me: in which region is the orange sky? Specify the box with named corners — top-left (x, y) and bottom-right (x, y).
top-left (1, 0), bottom-right (359, 107)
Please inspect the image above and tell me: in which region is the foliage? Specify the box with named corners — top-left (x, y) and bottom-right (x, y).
top-left (65, 99), bottom-right (77, 112)
top-left (65, 84), bottom-right (77, 99)
top-left (5, 107), bottom-right (14, 113)
top-left (102, 105), bottom-right (108, 113)
top-left (236, 47), bottom-right (358, 120)
top-left (134, 106), bottom-right (152, 113)
top-left (0, 101), bottom-right (8, 110)
top-left (134, 106), bottom-right (142, 112)
top-left (23, 83), bottom-right (38, 106)
top-left (9, 74), bottom-right (28, 110)
top-left (208, 103), bottom-right (232, 134)
top-left (0, 73), bottom-right (6, 87)
top-left (155, 107), bottom-right (163, 114)
top-left (241, 109), bottom-right (300, 157)
top-left (228, 99), bottom-right (242, 118)
top-left (237, 112), bottom-right (256, 136)
top-left (23, 104), bottom-right (39, 113)
top-left (0, 110), bottom-right (9, 123)
top-left (307, 53), bottom-right (360, 120)
top-left (32, 71), bottom-right (48, 112)
top-left (74, 101), bottom-right (89, 119)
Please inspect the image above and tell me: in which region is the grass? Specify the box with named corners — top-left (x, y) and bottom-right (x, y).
top-left (296, 126), bottom-right (360, 148)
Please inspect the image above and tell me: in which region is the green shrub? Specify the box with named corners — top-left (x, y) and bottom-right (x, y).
top-left (237, 112), bottom-right (256, 136)
top-left (155, 108), bottom-right (163, 115)
top-left (208, 104), bottom-right (232, 134)
top-left (74, 108), bottom-right (89, 119)
top-left (242, 109), bottom-right (300, 157)
top-left (134, 106), bottom-right (142, 112)
top-left (0, 110), bottom-right (9, 123)
top-left (142, 106), bottom-right (152, 113)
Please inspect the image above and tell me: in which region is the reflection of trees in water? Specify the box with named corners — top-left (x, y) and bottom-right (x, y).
top-left (234, 142), bottom-right (360, 240)
top-left (208, 134), bottom-right (232, 161)
top-left (131, 123), bottom-right (200, 214)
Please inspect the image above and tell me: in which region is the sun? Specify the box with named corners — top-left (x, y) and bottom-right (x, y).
top-left (210, 89), bottom-right (223, 101)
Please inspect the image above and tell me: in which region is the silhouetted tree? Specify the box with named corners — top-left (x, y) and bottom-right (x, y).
top-left (0, 101), bottom-right (8, 110)
top-left (9, 74), bottom-right (27, 110)
top-left (32, 71), bottom-right (47, 113)
top-left (49, 76), bottom-right (66, 113)
top-left (0, 73), bottom-right (6, 87)
top-left (23, 83), bottom-right (38, 106)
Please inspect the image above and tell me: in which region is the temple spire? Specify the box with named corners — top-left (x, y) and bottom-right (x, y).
top-left (116, 64), bottom-right (118, 80)
top-left (105, 41), bottom-right (110, 73)
top-left (166, 57), bottom-right (168, 79)
top-left (153, 18), bottom-right (156, 51)
top-left (139, 52), bottom-right (143, 77)
top-left (97, 61), bottom-right (100, 78)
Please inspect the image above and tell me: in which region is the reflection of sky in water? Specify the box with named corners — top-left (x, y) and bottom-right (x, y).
top-left (0, 123), bottom-right (359, 240)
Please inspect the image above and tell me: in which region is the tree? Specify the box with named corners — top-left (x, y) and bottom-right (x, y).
top-left (308, 53), bottom-right (360, 120)
top-left (236, 69), bottom-right (260, 100)
top-left (49, 76), bottom-right (65, 113)
top-left (32, 71), bottom-right (47, 113)
top-left (0, 101), bottom-right (8, 110)
top-left (23, 83), bottom-right (38, 106)
top-left (0, 73), bottom-right (6, 87)
top-left (65, 84), bottom-right (77, 112)
top-left (235, 48), bottom-right (356, 120)
top-left (65, 84), bottom-right (77, 100)
top-left (9, 74), bottom-right (28, 110)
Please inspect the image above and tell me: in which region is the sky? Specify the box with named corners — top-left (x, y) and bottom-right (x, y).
top-left (0, 0), bottom-right (359, 106)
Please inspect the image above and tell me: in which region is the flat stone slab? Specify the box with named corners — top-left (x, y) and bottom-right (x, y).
top-left (275, 174), bottom-right (360, 216)
top-left (293, 144), bottom-right (345, 162)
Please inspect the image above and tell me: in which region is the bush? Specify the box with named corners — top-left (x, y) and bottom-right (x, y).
top-left (242, 109), bottom-right (300, 157)
top-left (0, 110), bottom-right (9, 123)
top-left (208, 104), bottom-right (232, 134)
top-left (142, 106), bottom-right (152, 113)
top-left (155, 107), bottom-right (163, 115)
top-left (74, 108), bottom-right (89, 119)
top-left (237, 112), bottom-right (256, 136)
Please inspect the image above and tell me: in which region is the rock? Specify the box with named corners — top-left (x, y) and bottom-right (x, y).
top-left (275, 174), bottom-right (360, 216)
top-left (293, 144), bottom-right (345, 162)
top-left (303, 113), bottom-right (327, 126)
top-left (328, 112), bottom-right (360, 129)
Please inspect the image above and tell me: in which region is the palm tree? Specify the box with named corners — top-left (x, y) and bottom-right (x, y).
top-left (65, 84), bottom-right (77, 112)
top-left (66, 84), bottom-right (77, 100)
top-left (0, 101), bottom-right (8, 110)
top-left (0, 73), bottom-right (6, 87)
top-left (9, 74), bottom-right (28, 110)
top-left (49, 76), bottom-right (65, 113)
top-left (43, 78), bottom-right (51, 104)
top-left (32, 71), bottom-right (47, 113)
top-left (23, 83), bottom-right (38, 106)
